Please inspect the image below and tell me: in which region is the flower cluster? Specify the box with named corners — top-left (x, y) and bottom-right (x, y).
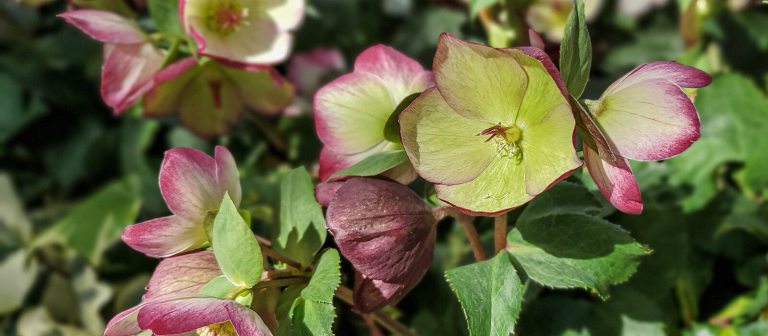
top-left (60, 0), bottom-right (304, 136)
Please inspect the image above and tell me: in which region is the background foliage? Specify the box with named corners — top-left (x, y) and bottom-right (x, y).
top-left (1, 0), bottom-right (767, 335)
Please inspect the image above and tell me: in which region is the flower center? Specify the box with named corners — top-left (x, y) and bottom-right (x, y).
top-left (197, 321), bottom-right (237, 336)
top-left (478, 123), bottom-right (523, 163)
top-left (206, 1), bottom-right (249, 35)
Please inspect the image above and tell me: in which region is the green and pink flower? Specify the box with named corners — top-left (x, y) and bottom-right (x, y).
top-left (582, 61), bottom-right (711, 214)
top-left (314, 45), bottom-right (433, 183)
top-left (122, 146), bottom-right (241, 258)
top-left (104, 251), bottom-right (271, 336)
top-left (399, 33), bottom-right (581, 215)
top-left (181, 0), bottom-right (305, 66)
top-left (142, 57), bottom-right (294, 137)
top-left (59, 10), bottom-right (164, 114)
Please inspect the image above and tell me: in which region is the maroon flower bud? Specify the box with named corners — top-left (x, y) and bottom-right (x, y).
top-left (326, 177), bottom-right (436, 312)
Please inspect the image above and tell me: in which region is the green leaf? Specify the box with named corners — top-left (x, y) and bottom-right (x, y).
top-left (277, 168), bottom-right (327, 267)
top-left (384, 92), bottom-right (420, 143)
top-left (468, 0), bottom-right (499, 19)
top-left (332, 150), bottom-right (408, 178)
top-left (517, 181), bottom-right (603, 224)
top-left (0, 74), bottom-right (46, 144)
top-left (445, 253), bottom-right (524, 336)
top-left (0, 174), bottom-right (32, 257)
top-left (199, 275), bottom-right (240, 299)
top-left (148, 0), bottom-right (183, 36)
top-left (559, 0), bottom-right (592, 98)
top-left (507, 214), bottom-right (649, 298)
top-left (32, 178), bottom-right (140, 265)
top-left (212, 193), bottom-right (263, 288)
top-left (279, 249), bottom-right (341, 336)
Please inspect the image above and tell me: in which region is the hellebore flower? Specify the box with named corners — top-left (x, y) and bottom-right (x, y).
top-left (181, 0), bottom-right (305, 66)
top-left (326, 177), bottom-right (436, 313)
top-left (526, 0), bottom-right (603, 42)
top-left (400, 33), bottom-right (581, 216)
top-left (314, 45), bottom-right (433, 183)
top-left (287, 47), bottom-right (346, 95)
top-left (143, 57), bottom-right (294, 137)
top-left (59, 10), bottom-right (164, 114)
top-left (122, 146), bottom-right (241, 258)
top-left (105, 251), bottom-right (272, 336)
top-left (581, 61), bottom-right (711, 214)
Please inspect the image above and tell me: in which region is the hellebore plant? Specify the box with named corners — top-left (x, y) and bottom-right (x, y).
top-left (59, 10), bottom-right (165, 114)
top-left (181, 0), bottom-right (305, 66)
top-left (580, 61), bottom-right (711, 214)
top-left (122, 146), bottom-right (241, 257)
top-left (326, 177), bottom-right (436, 313)
top-left (400, 33), bottom-right (581, 215)
top-left (143, 57), bottom-right (294, 137)
top-left (104, 252), bottom-right (271, 336)
top-left (314, 44), bottom-right (434, 183)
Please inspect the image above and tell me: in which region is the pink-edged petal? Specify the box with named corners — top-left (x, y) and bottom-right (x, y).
top-left (101, 43), bottom-right (165, 114)
top-left (144, 251), bottom-right (221, 300)
top-left (104, 305), bottom-right (143, 336)
top-left (315, 180), bottom-right (345, 208)
top-left (605, 61), bottom-right (712, 95)
top-left (318, 146), bottom-right (355, 182)
top-left (528, 29), bottom-right (546, 50)
top-left (214, 146), bottom-right (242, 207)
top-left (159, 147), bottom-right (220, 217)
top-left (596, 78), bottom-right (701, 161)
top-left (514, 46), bottom-right (568, 99)
top-left (143, 57), bottom-right (200, 117)
top-left (59, 9), bottom-right (144, 44)
top-left (314, 72), bottom-right (393, 155)
top-left (122, 215), bottom-right (208, 258)
top-left (137, 296), bottom-right (271, 336)
top-left (287, 48), bottom-right (346, 94)
top-left (354, 44), bottom-right (427, 99)
top-left (326, 178), bottom-right (436, 284)
top-left (584, 145), bottom-right (643, 214)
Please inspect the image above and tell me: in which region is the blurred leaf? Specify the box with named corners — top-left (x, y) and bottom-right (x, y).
top-left (33, 177), bottom-right (140, 265)
top-left (559, 0), bottom-right (592, 98)
top-left (0, 74), bottom-right (46, 144)
top-left (148, 0), bottom-right (184, 36)
top-left (279, 248), bottom-right (341, 336)
top-left (392, 7), bottom-right (466, 61)
top-left (0, 250), bottom-right (38, 314)
top-left (469, 0), bottom-right (498, 19)
top-left (508, 214), bottom-right (649, 298)
top-left (601, 25), bottom-right (683, 75)
top-left (72, 262), bottom-right (113, 334)
top-left (332, 150), bottom-right (407, 178)
top-left (212, 193), bottom-right (263, 288)
top-left (0, 174), bottom-right (32, 256)
top-left (17, 307), bottom-right (91, 336)
top-left (277, 167), bottom-right (326, 267)
top-left (445, 253), bottom-right (524, 336)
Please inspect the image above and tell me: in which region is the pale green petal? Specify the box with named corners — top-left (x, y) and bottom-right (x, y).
top-left (505, 49), bottom-right (570, 127)
top-left (400, 88), bottom-right (497, 185)
top-left (315, 72), bottom-right (394, 155)
top-left (521, 104), bottom-right (581, 195)
top-left (435, 158), bottom-right (530, 215)
top-left (433, 33), bottom-right (528, 124)
top-left (178, 66), bottom-right (243, 137)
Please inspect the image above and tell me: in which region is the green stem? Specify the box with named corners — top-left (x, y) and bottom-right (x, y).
top-left (161, 37), bottom-right (182, 68)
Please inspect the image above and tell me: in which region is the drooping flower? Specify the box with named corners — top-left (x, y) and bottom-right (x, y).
top-left (526, 0), bottom-right (603, 42)
top-left (122, 146), bottom-right (241, 258)
top-left (325, 177), bottom-right (436, 312)
top-left (143, 57), bottom-right (294, 137)
top-left (314, 45), bottom-right (433, 183)
top-left (399, 33), bottom-right (581, 216)
top-left (581, 61), bottom-right (711, 214)
top-left (180, 0), bottom-right (305, 66)
top-left (104, 251), bottom-right (272, 336)
top-left (59, 10), bottom-right (164, 114)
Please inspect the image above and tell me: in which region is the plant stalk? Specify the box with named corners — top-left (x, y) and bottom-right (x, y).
top-left (494, 214), bottom-right (508, 254)
top-left (456, 215), bottom-right (487, 261)
top-left (335, 287), bottom-right (416, 336)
